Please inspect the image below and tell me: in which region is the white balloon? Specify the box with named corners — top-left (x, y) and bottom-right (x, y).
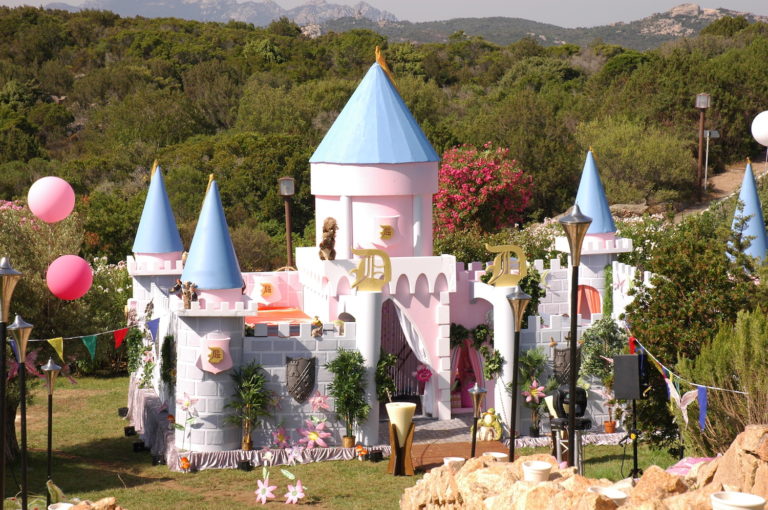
top-left (752, 111), bottom-right (768, 147)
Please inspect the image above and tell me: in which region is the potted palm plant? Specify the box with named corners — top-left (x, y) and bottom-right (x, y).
top-left (325, 348), bottom-right (370, 448)
top-left (226, 361), bottom-right (272, 451)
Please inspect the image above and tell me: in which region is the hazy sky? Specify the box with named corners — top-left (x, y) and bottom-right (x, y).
top-left (2, 0), bottom-right (768, 27)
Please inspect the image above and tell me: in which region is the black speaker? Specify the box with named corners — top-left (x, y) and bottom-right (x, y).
top-left (614, 355), bottom-right (643, 400)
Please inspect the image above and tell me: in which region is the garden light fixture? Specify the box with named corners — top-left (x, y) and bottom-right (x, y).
top-left (559, 205), bottom-right (591, 468)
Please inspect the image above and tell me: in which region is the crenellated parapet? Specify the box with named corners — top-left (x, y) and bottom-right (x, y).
top-left (127, 254), bottom-right (183, 276)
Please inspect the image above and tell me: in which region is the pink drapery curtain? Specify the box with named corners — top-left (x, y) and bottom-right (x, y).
top-left (449, 340), bottom-right (496, 410)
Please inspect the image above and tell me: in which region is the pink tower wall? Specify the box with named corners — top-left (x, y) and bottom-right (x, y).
top-left (311, 162), bottom-right (437, 259)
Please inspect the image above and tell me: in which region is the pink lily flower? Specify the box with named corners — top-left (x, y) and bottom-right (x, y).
top-left (522, 378), bottom-right (546, 404)
top-left (284, 480), bottom-right (305, 504)
top-left (272, 426), bottom-right (290, 449)
top-left (308, 390), bottom-right (331, 412)
top-left (8, 349), bottom-right (43, 380)
top-left (255, 477), bottom-right (277, 505)
top-left (298, 420), bottom-right (331, 449)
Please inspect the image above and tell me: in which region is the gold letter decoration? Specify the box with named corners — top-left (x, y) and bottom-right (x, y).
top-left (485, 244), bottom-right (527, 287)
top-left (350, 249), bottom-right (391, 292)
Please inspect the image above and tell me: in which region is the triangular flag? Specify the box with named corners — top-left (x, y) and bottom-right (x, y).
top-left (680, 390), bottom-right (698, 427)
top-left (114, 328), bottom-right (129, 349)
top-left (664, 376), bottom-right (679, 404)
top-left (697, 386), bottom-right (708, 431)
top-left (146, 318), bottom-right (160, 342)
top-left (82, 335), bottom-right (97, 360)
top-left (48, 337), bottom-right (64, 363)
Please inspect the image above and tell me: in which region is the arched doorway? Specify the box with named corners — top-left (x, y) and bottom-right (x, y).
top-left (381, 299), bottom-right (422, 412)
top-left (577, 285), bottom-right (601, 320)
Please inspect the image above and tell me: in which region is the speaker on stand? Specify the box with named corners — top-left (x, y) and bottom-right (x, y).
top-left (614, 355), bottom-right (644, 479)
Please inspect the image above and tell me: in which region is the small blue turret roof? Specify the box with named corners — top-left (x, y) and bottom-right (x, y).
top-left (181, 179), bottom-right (243, 289)
top-left (574, 150), bottom-right (616, 234)
top-left (132, 165), bottom-right (184, 253)
top-left (731, 162), bottom-right (767, 262)
top-left (309, 63), bottom-right (439, 164)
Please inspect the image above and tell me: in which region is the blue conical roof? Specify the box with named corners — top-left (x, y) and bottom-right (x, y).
top-left (181, 180), bottom-right (242, 289)
top-left (731, 162), bottom-right (767, 262)
top-left (574, 151), bottom-right (616, 234)
top-left (309, 63), bottom-right (439, 164)
top-left (132, 165), bottom-right (184, 253)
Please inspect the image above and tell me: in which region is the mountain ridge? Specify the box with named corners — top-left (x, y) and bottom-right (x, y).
top-left (40, 1), bottom-right (768, 50)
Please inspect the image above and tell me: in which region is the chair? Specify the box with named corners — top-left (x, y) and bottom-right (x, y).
top-left (549, 386), bottom-right (591, 474)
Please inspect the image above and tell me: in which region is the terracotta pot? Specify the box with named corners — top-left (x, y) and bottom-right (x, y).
top-left (342, 435), bottom-right (356, 448)
top-left (604, 421), bottom-right (617, 434)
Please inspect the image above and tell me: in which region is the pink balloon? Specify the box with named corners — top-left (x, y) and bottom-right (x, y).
top-left (28, 176), bottom-right (75, 223)
top-left (46, 255), bottom-right (93, 300)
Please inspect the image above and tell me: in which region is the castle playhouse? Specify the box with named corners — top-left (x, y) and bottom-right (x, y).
top-left (126, 58), bottom-right (637, 470)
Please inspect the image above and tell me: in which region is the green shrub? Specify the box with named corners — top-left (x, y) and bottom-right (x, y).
top-left (375, 349), bottom-right (397, 402)
top-left (676, 309), bottom-right (768, 455)
top-left (579, 317), bottom-right (628, 385)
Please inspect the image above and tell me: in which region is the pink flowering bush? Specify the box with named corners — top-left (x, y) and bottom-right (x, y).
top-left (433, 142), bottom-right (533, 236)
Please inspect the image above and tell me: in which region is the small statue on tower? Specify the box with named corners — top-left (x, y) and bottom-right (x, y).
top-left (170, 279), bottom-right (198, 309)
top-left (318, 217), bottom-right (338, 261)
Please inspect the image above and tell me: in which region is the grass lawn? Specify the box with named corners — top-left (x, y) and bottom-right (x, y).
top-left (5, 376), bottom-right (677, 509)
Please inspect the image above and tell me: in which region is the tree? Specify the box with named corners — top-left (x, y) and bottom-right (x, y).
top-left (433, 142), bottom-right (533, 236)
top-left (574, 116), bottom-right (693, 204)
top-left (325, 348), bottom-right (370, 438)
top-left (676, 309), bottom-right (768, 455)
top-left (625, 211), bottom-right (768, 445)
top-left (701, 16), bottom-right (749, 37)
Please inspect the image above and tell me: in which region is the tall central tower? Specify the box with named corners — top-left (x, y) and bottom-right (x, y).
top-left (309, 62), bottom-right (439, 259)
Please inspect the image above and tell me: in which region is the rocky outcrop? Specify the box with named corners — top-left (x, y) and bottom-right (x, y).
top-left (401, 426), bottom-right (768, 509)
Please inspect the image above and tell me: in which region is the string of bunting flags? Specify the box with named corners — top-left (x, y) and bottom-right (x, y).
top-left (24, 317), bottom-right (161, 363)
top-left (626, 333), bottom-right (748, 432)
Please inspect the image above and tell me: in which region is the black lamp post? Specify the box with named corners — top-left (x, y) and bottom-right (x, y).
top-left (278, 176), bottom-right (295, 269)
top-left (41, 358), bottom-right (61, 508)
top-left (0, 257), bottom-right (22, 502)
top-left (507, 288), bottom-right (531, 463)
top-left (695, 92), bottom-right (711, 200)
top-left (558, 204), bottom-right (591, 468)
top-left (8, 314), bottom-right (33, 510)
top-left (468, 382), bottom-right (487, 458)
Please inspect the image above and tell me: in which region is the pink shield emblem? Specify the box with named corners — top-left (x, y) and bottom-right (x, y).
top-left (197, 331), bottom-right (233, 374)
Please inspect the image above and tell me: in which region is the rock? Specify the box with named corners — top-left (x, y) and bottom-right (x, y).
top-left (711, 424), bottom-right (768, 499)
top-left (694, 456), bottom-right (720, 488)
top-left (400, 464), bottom-right (463, 509)
top-left (553, 490), bottom-right (619, 510)
top-left (662, 481), bottom-right (722, 510)
top-left (629, 465), bottom-right (687, 505)
top-left (559, 473), bottom-right (602, 493)
top-left (515, 484), bottom-right (566, 510)
top-left (402, 426), bottom-right (768, 510)
top-left (455, 458), bottom-right (517, 509)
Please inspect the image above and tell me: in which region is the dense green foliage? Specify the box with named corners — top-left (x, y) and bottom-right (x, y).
top-left (1, 8), bottom-right (767, 270)
top-left (625, 202), bottom-right (768, 446)
top-left (579, 317), bottom-right (628, 385)
top-left (676, 309), bottom-right (768, 455)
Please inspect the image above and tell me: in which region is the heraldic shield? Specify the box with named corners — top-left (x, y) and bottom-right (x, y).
top-left (286, 356), bottom-right (316, 403)
top-left (197, 331), bottom-right (233, 375)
